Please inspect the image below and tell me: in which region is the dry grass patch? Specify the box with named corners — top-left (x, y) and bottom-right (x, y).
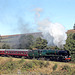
top-left (0, 57), bottom-right (75, 75)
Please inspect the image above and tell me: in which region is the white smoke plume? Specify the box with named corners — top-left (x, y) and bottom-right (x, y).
top-left (38, 19), bottom-right (67, 49)
top-left (33, 8), bottom-right (43, 23)
top-left (34, 8), bottom-right (43, 17)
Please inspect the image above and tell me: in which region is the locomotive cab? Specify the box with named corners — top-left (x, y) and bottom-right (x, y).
top-left (65, 51), bottom-right (71, 61)
top-left (58, 50), bottom-right (71, 61)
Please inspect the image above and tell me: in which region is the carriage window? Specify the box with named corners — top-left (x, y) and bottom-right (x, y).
top-left (21, 52), bottom-right (23, 54)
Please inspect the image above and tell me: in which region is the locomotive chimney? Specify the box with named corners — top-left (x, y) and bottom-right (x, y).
top-left (73, 24), bottom-right (75, 30)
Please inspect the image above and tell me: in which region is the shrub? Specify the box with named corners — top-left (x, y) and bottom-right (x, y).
top-left (19, 57), bottom-right (24, 63)
top-left (32, 60), bottom-right (39, 66)
top-left (71, 70), bottom-right (75, 75)
top-left (0, 65), bottom-right (2, 70)
top-left (38, 60), bottom-right (45, 68)
top-left (2, 44), bottom-right (10, 49)
top-left (44, 61), bottom-right (50, 67)
top-left (22, 62), bottom-right (35, 70)
top-left (62, 65), bottom-right (71, 72)
top-left (53, 64), bottom-right (57, 71)
top-left (4, 62), bottom-right (16, 70)
top-left (9, 57), bottom-right (13, 62)
top-left (51, 71), bottom-right (68, 75)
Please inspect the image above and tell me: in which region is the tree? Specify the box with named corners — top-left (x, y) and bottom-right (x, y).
top-left (2, 44), bottom-right (10, 49)
top-left (0, 35), bottom-right (2, 42)
top-left (64, 33), bottom-right (75, 61)
top-left (18, 35), bottom-right (34, 49)
top-left (73, 24), bottom-right (75, 30)
top-left (31, 37), bottom-right (48, 49)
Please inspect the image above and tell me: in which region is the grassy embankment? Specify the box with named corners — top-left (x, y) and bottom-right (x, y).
top-left (0, 57), bottom-right (75, 75)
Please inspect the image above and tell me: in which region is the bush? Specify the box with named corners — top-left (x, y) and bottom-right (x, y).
top-left (62, 65), bottom-right (71, 72)
top-left (0, 65), bottom-right (2, 70)
top-left (44, 61), bottom-right (50, 67)
top-left (71, 70), bottom-right (75, 75)
top-left (19, 57), bottom-right (24, 63)
top-left (32, 60), bottom-right (39, 66)
top-left (22, 62), bottom-right (35, 70)
top-left (53, 64), bottom-right (57, 71)
top-left (4, 61), bottom-right (16, 70)
top-left (2, 44), bottom-right (10, 49)
top-left (32, 60), bottom-right (50, 68)
top-left (51, 71), bottom-right (68, 75)
top-left (38, 60), bottom-right (45, 68)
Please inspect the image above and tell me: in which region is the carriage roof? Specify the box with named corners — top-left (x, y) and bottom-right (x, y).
top-left (0, 49), bottom-right (6, 51)
top-left (0, 49), bottom-right (29, 51)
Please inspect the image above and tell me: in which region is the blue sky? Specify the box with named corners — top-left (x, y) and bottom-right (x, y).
top-left (0, 0), bottom-right (75, 35)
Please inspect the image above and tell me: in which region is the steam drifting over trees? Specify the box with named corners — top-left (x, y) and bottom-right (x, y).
top-left (17, 35), bottom-right (34, 49)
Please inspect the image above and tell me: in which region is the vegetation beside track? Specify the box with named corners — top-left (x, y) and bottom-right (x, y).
top-left (0, 57), bottom-right (75, 75)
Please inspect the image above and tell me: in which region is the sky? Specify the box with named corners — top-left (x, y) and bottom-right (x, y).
top-left (0, 0), bottom-right (75, 35)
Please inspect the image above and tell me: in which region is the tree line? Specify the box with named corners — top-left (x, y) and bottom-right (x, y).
top-left (64, 33), bottom-right (75, 61)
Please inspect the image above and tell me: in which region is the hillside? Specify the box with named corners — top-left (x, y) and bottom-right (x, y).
top-left (2, 32), bottom-right (42, 39)
top-left (1, 29), bottom-right (75, 39)
top-left (0, 29), bottom-right (75, 48)
top-left (66, 29), bottom-right (75, 34)
top-left (0, 32), bottom-right (42, 48)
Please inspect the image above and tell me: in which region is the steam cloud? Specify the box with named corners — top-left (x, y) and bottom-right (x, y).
top-left (17, 7), bottom-right (67, 49)
top-left (18, 18), bottom-right (34, 34)
top-left (34, 8), bottom-right (43, 18)
top-left (33, 8), bottom-right (67, 48)
top-left (33, 8), bottom-right (43, 23)
top-left (37, 19), bottom-right (67, 49)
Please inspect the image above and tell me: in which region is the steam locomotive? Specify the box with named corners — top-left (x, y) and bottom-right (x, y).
top-left (0, 49), bottom-right (71, 62)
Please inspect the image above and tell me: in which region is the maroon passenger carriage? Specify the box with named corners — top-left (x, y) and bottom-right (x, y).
top-left (0, 49), bottom-right (5, 56)
top-left (0, 49), bottom-right (29, 58)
